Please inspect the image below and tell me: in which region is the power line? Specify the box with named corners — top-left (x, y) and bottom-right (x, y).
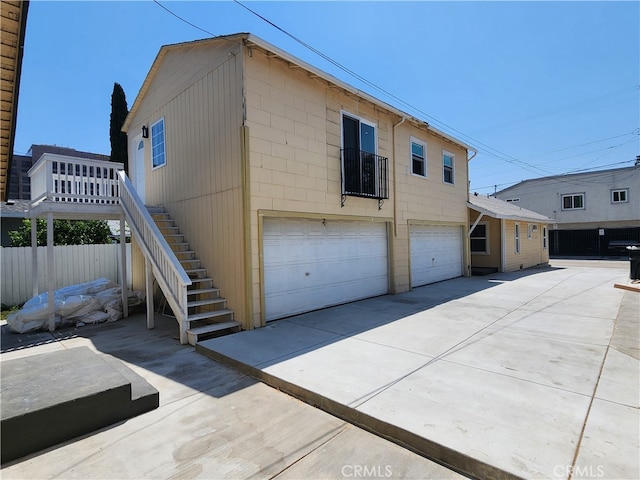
top-left (153, 0), bottom-right (638, 184)
top-left (152, 0), bottom-right (217, 37)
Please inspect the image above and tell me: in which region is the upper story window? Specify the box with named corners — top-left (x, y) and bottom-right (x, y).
top-left (611, 189), bottom-right (628, 203)
top-left (562, 193), bottom-right (584, 210)
top-left (151, 118), bottom-right (166, 169)
top-left (443, 151), bottom-right (455, 184)
top-left (470, 222), bottom-right (489, 254)
top-left (506, 198), bottom-right (520, 203)
top-left (411, 138), bottom-right (427, 177)
top-left (341, 113), bottom-right (388, 204)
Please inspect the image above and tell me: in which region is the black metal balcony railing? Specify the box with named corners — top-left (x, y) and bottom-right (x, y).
top-left (341, 148), bottom-right (389, 206)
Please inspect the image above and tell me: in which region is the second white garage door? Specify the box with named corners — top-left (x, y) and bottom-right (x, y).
top-left (410, 224), bottom-right (463, 287)
top-left (263, 218), bottom-right (388, 321)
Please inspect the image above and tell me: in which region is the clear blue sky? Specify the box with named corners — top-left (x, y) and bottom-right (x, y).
top-left (14, 1), bottom-right (639, 194)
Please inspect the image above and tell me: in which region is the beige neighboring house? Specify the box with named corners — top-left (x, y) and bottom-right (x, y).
top-left (122, 32), bottom-right (477, 333)
top-left (468, 194), bottom-right (551, 274)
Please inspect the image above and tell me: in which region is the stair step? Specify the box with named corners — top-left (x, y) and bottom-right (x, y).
top-left (187, 287), bottom-right (220, 297)
top-left (169, 243), bottom-right (191, 252)
top-left (185, 268), bottom-right (207, 277)
top-left (147, 207), bottom-right (166, 214)
top-left (187, 321), bottom-right (242, 345)
top-left (165, 235), bottom-right (185, 243)
top-left (181, 259), bottom-right (201, 268)
top-left (188, 298), bottom-right (226, 308)
top-left (187, 308), bottom-right (233, 323)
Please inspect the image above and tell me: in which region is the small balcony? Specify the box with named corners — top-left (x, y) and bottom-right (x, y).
top-left (341, 148), bottom-right (389, 208)
top-left (28, 153), bottom-right (124, 219)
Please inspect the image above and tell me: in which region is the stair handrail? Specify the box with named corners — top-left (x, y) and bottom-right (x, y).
top-left (117, 171), bottom-right (192, 341)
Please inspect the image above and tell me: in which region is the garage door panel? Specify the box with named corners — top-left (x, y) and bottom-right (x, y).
top-left (264, 218), bottom-right (388, 321)
top-left (410, 225), bottom-right (463, 287)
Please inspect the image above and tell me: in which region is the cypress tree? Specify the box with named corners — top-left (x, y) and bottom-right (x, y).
top-left (109, 82), bottom-right (129, 172)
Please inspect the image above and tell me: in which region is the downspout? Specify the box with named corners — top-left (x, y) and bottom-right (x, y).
top-left (392, 116), bottom-right (406, 237)
top-left (465, 148), bottom-right (478, 276)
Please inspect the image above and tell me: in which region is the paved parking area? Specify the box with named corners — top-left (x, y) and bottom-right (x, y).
top-left (198, 259), bottom-right (639, 480)
top-left (0, 313), bottom-right (463, 479)
top-left (1, 259), bottom-right (638, 479)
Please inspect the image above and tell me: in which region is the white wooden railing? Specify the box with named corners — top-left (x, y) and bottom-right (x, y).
top-left (27, 154), bottom-right (192, 343)
top-left (117, 171), bottom-right (192, 344)
top-left (29, 153), bottom-right (123, 206)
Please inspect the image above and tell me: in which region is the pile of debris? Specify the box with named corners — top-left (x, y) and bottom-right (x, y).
top-left (7, 278), bottom-right (144, 334)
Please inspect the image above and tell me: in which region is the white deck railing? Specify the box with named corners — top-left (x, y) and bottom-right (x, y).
top-left (29, 153), bottom-right (124, 206)
top-left (27, 154), bottom-right (192, 343)
top-left (117, 171), bottom-right (192, 344)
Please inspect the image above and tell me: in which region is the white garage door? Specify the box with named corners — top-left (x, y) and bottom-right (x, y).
top-left (410, 225), bottom-right (463, 287)
top-left (263, 218), bottom-right (388, 321)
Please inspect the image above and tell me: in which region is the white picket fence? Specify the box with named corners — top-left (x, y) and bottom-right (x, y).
top-left (1, 243), bottom-right (132, 306)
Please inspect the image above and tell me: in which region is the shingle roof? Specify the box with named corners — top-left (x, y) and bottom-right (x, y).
top-left (0, 199), bottom-right (30, 218)
top-left (468, 194), bottom-right (552, 223)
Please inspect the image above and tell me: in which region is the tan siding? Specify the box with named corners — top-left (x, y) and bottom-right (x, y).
top-left (127, 42), bottom-right (248, 327)
top-left (504, 221), bottom-right (549, 272)
top-left (244, 48), bottom-right (471, 324)
top-left (469, 213), bottom-right (502, 270)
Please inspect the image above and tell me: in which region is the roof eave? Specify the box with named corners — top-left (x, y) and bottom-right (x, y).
top-left (123, 33), bottom-right (476, 155)
top-left (467, 202), bottom-right (551, 223)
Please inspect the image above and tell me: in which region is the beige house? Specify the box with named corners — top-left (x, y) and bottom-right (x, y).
top-left (122, 33), bottom-right (477, 337)
top-left (468, 194), bottom-right (551, 274)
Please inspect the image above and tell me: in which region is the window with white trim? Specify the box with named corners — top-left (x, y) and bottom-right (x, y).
top-left (411, 138), bottom-right (427, 177)
top-left (561, 193), bottom-right (584, 210)
top-left (151, 118), bottom-right (166, 169)
top-left (611, 189), bottom-right (628, 203)
top-left (506, 198), bottom-right (520, 203)
top-left (443, 151), bottom-right (454, 184)
top-left (470, 222), bottom-right (489, 254)
top-left (543, 226), bottom-right (548, 249)
top-left (515, 223), bottom-right (521, 254)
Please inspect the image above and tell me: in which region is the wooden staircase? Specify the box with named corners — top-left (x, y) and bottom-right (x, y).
top-left (149, 208), bottom-right (241, 345)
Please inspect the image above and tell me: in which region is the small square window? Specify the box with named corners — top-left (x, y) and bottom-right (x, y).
top-left (612, 189), bottom-right (628, 203)
top-left (561, 193), bottom-right (585, 210)
top-left (470, 223), bottom-right (489, 254)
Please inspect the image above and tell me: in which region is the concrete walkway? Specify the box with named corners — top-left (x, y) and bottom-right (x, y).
top-left (197, 260), bottom-right (639, 480)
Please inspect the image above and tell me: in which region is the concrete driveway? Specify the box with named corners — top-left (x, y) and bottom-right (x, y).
top-left (1, 259), bottom-right (637, 479)
top-left (198, 259), bottom-right (639, 480)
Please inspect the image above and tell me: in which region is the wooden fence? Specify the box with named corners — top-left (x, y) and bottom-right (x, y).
top-left (1, 243), bottom-right (132, 306)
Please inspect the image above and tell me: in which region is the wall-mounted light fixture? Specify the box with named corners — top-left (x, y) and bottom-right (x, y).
top-left (141, 125), bottom-right (149, 138)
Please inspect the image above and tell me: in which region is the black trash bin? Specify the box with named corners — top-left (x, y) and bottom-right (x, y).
top-left (627, 246), bottom-right (640, 280)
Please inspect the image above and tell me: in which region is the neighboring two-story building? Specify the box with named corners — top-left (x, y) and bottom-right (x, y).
top-left (122, 33), bottom-right (477, 330)
top-left (495, 166), bottom-right (640, 256)
top-left (1, 145), bottom-right (110, 246)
